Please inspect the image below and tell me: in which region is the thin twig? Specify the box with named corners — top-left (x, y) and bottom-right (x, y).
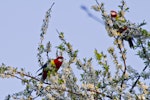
top-left (130, 40), bottom-right (150, 92)
top-left (7, 71), bottom-right (112, 99)
top-left (37, 2), bottom-right (55, 67)
top-left (6, 73), bottom-right (24, 81)
top-left (115, 38), bottom-right (127, 87)
top-left (130, 64), bottom-right (149, 92)
top-left (116, 38), bottom-right (127, 100)
top-left (87, 89), bottom-right (113, 99)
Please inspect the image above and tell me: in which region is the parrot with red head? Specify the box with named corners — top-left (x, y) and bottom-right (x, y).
top-left (111, 10), bottom-right (117, 18)
top-left (110, 10), bottom-right (134, 48)
top-left (37, 56), bottom-right (63, 82)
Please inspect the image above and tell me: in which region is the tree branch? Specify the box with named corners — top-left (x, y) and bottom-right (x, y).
top-left (116, 38), bottom-right (127, 100)
top-left (130, 64), bottom-right (149, 92)
top-left (130, 40), bottom-right (150, 92)
top-left (7, 71), bottom-right (112, 99)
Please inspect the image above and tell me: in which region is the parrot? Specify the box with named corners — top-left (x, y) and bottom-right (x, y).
top-left (37, 56), bottom-right (64, 82)
top-left (110, 10), bottom-right (134, 48)
top-left (118, 27), bottom-right (134, 48)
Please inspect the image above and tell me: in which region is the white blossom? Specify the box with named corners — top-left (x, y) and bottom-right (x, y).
top-left (62, 60), bottom-right (69, 68)
top-left (103, 11), bottom-right (108, 17)
top-left (61, 84), bottom-right (66, 90)
top-left (137, 94), bottom-right (145, 100)
top-left (0, 74), bottom-right (5, 78)
top-left (63, 67), bottom-right (71, 73)
top-left (124, 72), bottom-right (129, 79)
top-left (111, 29), bottom-right (118, 36)
top-left (122, 84), bottom-right (126, 90)
top-left (81, 65), bottom-right (86, 71)
top-left (118, 17), bottom-right (125, 22)
top-left (87, 84), bottom-right (95, 89)
top-left (108, 76), bottom-right (112, 82)
top-left (105, 26), bottom-right (110, 32)
top-left (46, 94), bottom-right (55, 100)
top-left (81, 84), bottom-right (87, 89)
top-left (37, 83), bottom-right (43, 90)
top-left (49, 75), bottom-right (58, 83)
top-left (91, 5), bottom-right (101, 11)
top-left (7, 66), bottom-right (14, 72)
top-left (121, 10), bottom-right (125, 17)
top-left (107, 19), bottom-right (113, 26)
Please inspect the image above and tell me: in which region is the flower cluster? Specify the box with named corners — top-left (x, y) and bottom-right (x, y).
top-left (1, 1), bottom-right (150, 100)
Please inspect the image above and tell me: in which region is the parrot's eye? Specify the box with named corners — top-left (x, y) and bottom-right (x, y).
top-left (58, 58), bottom-right (63, 62)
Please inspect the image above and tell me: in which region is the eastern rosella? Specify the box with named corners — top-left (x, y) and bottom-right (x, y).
top-left (118, 27), bottom-right (134, 48)
top-left (37, 56), bottom-right (63, 82)
top-left (110, 10), bottom-right (134, 48)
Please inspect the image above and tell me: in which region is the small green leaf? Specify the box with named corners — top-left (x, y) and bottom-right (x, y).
top-left (73, 50), bottom-right (78, 57)
top-left (95, 71), bottom-right (99, 76)
top-left (80, 74), bottom-right (84, 78)
top-left (73, 77), bottom-right (77, 82)
top-left (40, 44), bottom-right (44, 49)
top-left (125, 7), bottom-right (129, 11)
top-left (141, 29), bottom-right (149, 36)
top-left (58, 79), bottom-right (64, 84)
top-left (138, 21), bottom-right (147, 27)
top-left (97, 83), bottom-right (101, 88)
top-left (94, 49), bottom-right (102, 60)
top-left (47, 71), bottom-right (51, 77)
top-left (57, 44), bottom-right (65, 51)
top-left (103, 64), bottom-right (109, 72)
top-left (148, 41), bottom-right (150, 47)
top-left (59, 32), bottom-right (64, 39)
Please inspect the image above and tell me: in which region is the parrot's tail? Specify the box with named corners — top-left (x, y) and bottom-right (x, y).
top-left (40, 77), bottom-right (45, 82)
top-left (128, 38), bottom-right (134, 48)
